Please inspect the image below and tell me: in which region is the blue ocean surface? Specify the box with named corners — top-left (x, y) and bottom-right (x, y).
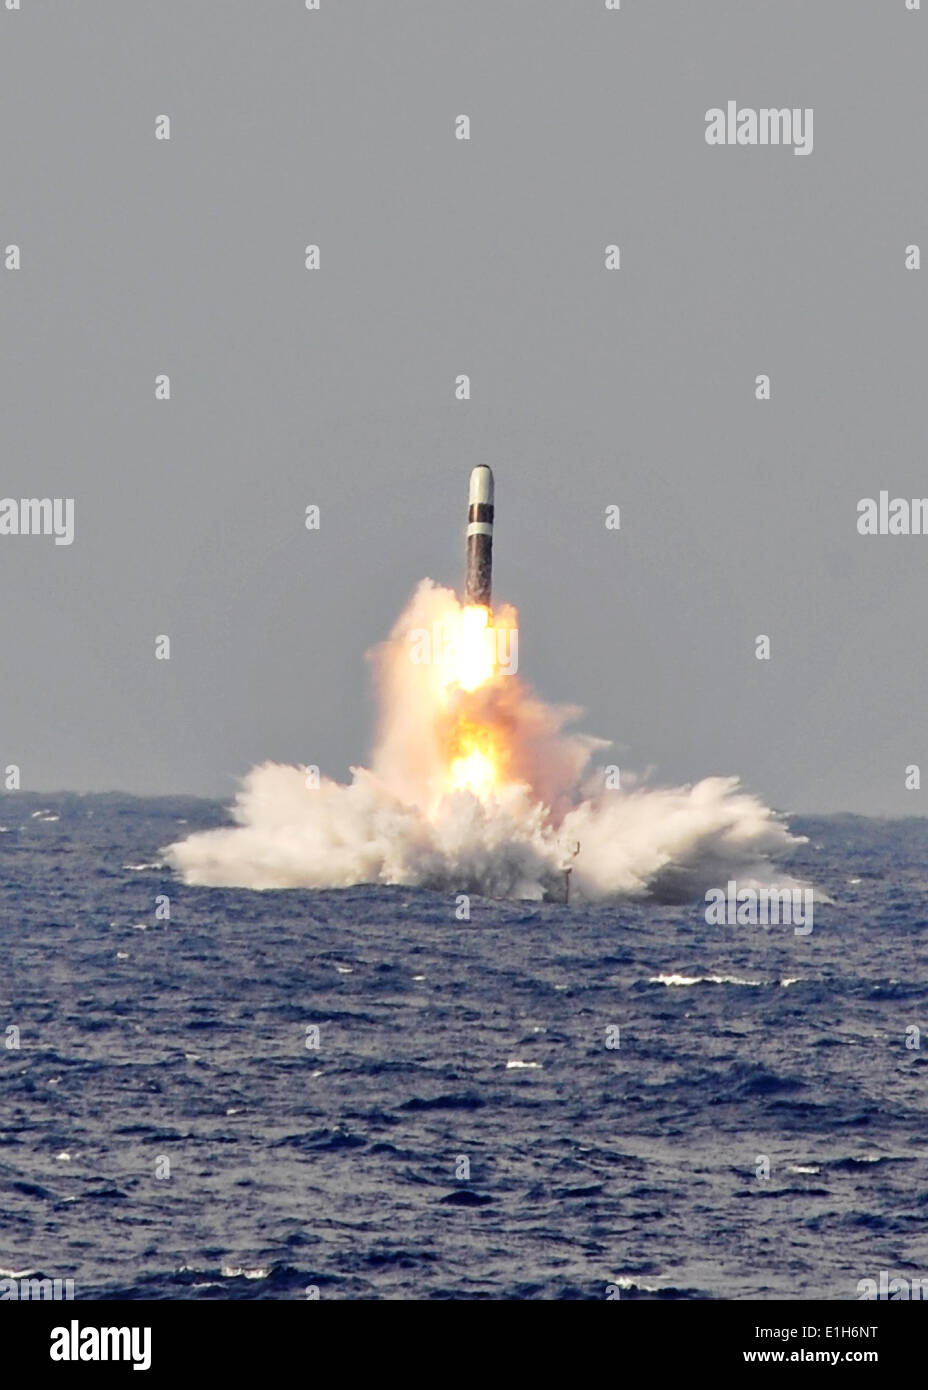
top-left (0, 793), bottom-right (926, 1300)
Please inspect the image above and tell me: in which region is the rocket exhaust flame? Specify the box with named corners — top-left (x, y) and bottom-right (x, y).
top-left (166, 471), bottom-right (803, 900)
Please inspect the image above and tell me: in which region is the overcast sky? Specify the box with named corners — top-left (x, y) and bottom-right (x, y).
top-left (1, 0), bottom-right (925, 815)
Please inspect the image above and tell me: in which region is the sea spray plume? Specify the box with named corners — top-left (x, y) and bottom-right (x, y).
top-left (560, 776), bottom-right (802, 903)
top-left (165, 579), bottom-right (803, 900)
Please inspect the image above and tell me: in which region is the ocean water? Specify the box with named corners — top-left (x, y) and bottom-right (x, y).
top-left (1, 793), bottom-right (926, 1300)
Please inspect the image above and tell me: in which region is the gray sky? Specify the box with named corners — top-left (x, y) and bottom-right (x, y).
top-left (1, 0), bottom-right (925, 814)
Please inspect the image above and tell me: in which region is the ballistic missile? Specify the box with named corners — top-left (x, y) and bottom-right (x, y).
top-left (465, 465), bottom-right (494, 608)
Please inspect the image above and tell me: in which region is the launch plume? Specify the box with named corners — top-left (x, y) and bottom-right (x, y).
top-left (166, 571), bottom-right (802, 902)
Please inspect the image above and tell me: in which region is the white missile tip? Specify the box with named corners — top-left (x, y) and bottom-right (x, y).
top-left (469, 465), bottom-right (494, 506)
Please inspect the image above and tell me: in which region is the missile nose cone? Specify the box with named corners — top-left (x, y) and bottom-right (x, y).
top-left (469, 465), bottom-right (494, 507)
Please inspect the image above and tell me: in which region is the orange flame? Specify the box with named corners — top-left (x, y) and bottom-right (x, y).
top-left (439, 605), bottom-right (502, 797)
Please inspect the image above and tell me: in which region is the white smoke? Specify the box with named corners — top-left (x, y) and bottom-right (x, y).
top-left (166, 580), bottom-right (803, 901)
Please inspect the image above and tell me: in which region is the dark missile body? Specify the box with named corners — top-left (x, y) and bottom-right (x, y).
top-left (465, 466), bottom-right (494, 608)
